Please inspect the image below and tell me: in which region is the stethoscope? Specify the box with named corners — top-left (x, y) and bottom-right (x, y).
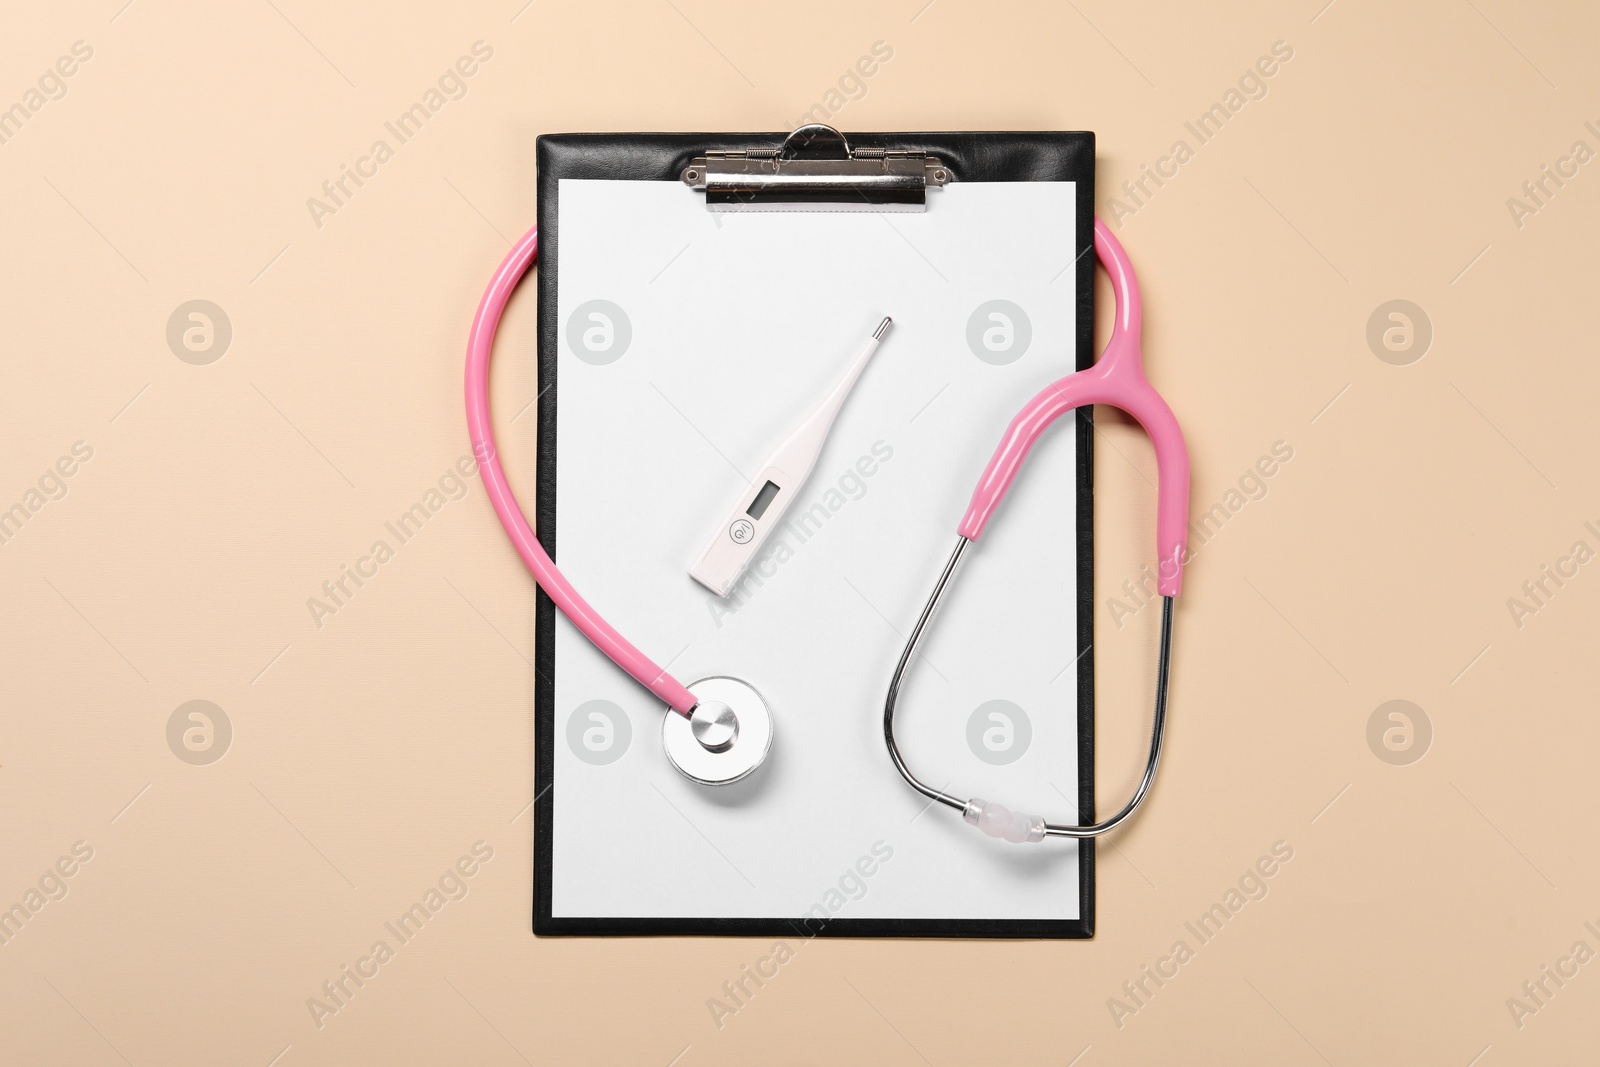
top-left (464, 217), bottom-right (1190, 836)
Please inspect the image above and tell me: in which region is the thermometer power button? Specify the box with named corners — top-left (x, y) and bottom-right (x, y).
top-left (729, 519), bottom-right (755, 544)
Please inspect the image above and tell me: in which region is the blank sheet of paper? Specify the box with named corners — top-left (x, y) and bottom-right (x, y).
top-left (551, 177), bottom-right (1084, 925)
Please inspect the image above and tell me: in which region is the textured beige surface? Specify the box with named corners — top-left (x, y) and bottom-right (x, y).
top-left (2, 0), bottom-right (1598, 1063)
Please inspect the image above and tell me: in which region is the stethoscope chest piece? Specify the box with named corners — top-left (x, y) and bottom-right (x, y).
top-left (663, 676), bottom-right (774, 786)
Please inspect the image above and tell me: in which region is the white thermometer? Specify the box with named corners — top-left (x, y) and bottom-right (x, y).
top-left (690, 317), bottom-right (892, 598)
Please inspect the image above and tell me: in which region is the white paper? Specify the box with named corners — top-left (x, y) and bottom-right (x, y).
top-left (552, 178), bottom-right (1084, 921)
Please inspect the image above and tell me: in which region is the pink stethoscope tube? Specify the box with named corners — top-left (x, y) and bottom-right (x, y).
top-left (465, 218), bottom-right (1188, 719)
top-left (958, 219), bottom-right (1190, 596)
top-left (464, 226), bottom-right (700, 715)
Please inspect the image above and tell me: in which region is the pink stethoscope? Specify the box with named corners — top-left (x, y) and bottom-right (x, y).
top-left (466, 218), bottom-right (1189, 839)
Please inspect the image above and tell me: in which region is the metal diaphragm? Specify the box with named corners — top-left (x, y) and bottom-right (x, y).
top-left (662, 676), bottom-right (773, 785)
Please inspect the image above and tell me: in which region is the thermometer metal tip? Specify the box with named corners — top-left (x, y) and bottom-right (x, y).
top-left (873, 316), bottom-right (892, 340)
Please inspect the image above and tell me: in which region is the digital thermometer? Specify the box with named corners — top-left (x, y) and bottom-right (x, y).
top-left (690, 317), bottom-right (892, 597)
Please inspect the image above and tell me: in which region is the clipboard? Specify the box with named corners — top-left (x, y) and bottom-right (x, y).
top-left (533, 128), bottom-right (1097, 937)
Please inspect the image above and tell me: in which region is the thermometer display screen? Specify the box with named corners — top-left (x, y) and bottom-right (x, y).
top-left (746, 480), bottom-right (781, 520)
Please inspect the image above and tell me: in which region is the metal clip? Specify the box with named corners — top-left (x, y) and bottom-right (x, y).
top-left (681, 124), bottom-right (949, 212)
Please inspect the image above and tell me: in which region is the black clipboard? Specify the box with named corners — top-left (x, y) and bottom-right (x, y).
top-left (532, 130), bottom-right (1096, 937)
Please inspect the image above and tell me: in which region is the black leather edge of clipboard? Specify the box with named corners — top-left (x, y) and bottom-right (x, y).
top-left (532, 131), bottom-right (1096, 939)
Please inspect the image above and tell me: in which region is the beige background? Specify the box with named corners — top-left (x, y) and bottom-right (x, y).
top-left (2, 0), bottom-right (1597, 1063)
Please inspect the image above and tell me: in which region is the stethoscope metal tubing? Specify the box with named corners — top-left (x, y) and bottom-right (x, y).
top-left (1043, 596), bottom-right (1171, 838)
top-left (882, 536), bottom-right (1175, 838)
top-left (882, 537), bottom-right (972, 814)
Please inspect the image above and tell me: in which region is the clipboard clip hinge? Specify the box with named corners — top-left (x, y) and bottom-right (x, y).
top-left (681, 124), bottom-right (949, 212)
